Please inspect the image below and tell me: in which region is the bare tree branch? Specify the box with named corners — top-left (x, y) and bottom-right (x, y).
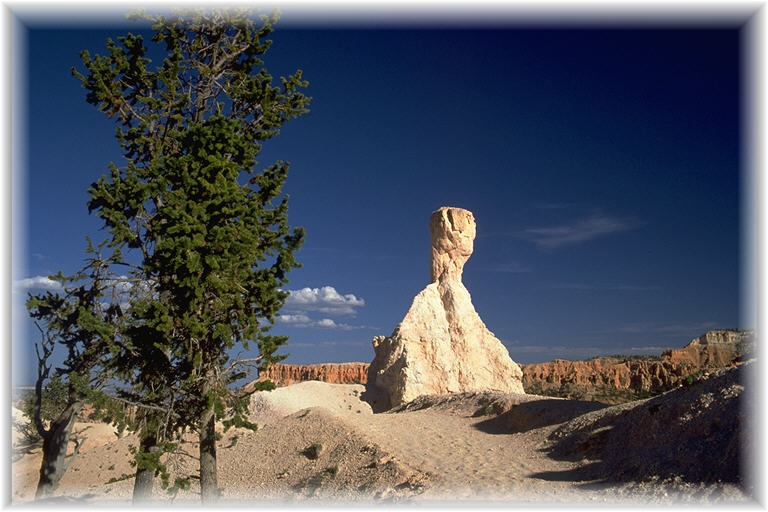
top-left (33, 322), bottom-right (54, 438)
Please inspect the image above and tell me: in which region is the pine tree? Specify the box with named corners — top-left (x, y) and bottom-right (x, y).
top-left (72, 8), bottom-right (310, 502)
top-left (26, 244), bottom-right (126, 498)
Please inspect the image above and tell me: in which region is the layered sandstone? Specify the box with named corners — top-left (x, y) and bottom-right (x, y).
top-left (252, 330), bottom-right (753, 406)
top-left (662, 329), bottom-right (752, 366)
top-left (521, 329), bottom-right (753, 403)
top-left (259, 362), bottom-right (369, 387)
top-left (520, 358), bottom-right (693, 402)
top-left (367, 207), bottom-right (524, 409)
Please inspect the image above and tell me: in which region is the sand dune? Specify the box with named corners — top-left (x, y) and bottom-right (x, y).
top-left (11, 363), bottom-right (753, 505)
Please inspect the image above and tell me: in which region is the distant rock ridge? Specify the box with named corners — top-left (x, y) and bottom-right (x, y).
top-left (259, 362), bottom-right (369, 387)
top-left (366, 207), bottom-right (525, 408)
top-left (521, 329), bottom-right (754, 403)
top-left (256, 329), bottom-right (754, 405)
top-left (661, 329), bottom-right (753, 366)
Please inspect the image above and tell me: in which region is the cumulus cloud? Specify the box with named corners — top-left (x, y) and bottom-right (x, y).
top-left (524, 214), bottom-right (642, 250)
top-left (13, 276), bottom-right (63, 294)
top-left (314, 318), bottom-right (365, 331)
top-left (276, 314), bottom-right (312, 325)
top-left (284, 286), bottom-right (365, 316)
top-left (14, 275), bottom-right (155, 316)
top-left (276, 314), bottom-right (364, 331)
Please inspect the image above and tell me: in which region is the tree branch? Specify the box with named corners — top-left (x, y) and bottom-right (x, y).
top-left (222, 355), bottom-right (263, 376)
top-left (109, 395), bottom-right (180, 419)
top-left (33, 322), bottom-right (54, 438)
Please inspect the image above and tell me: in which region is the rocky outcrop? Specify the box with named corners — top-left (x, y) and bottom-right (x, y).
top-left (546, 362), bottom-right (750, 485)
top-left (662, 329), bottom-right (753, 366)
top-left (260, 362), bottom-right (369, 387)
top-left (367, 207), bottom-right (524, 409)
top-left (521, 329), bottom-right (753, 403)
top-left (521, 358), bottom-right (694, 402)
top-left (253, 329), bottom-right (753, 405)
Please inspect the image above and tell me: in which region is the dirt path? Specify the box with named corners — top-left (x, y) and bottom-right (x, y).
top-left (343, 407), bottom-right (598, 502)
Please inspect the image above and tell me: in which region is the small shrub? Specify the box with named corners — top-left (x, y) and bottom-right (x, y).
top-left (325, 465), bottom-right (338, 476)
top-left (18, 374), bottom-right (71, 427)
top-left (683, 371), bottom-right (704, 386)
top-left (302, 442), bottom-right (323, 460)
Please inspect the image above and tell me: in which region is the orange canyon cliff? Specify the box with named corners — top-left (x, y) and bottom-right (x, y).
top-left (258, 329), bottom-right (753, 404)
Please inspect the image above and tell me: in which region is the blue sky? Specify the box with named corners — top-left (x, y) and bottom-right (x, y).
top-left (11, 8), bottom-right (754, 386)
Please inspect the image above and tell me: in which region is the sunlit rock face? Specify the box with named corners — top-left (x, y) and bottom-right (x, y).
top-left (257, 362), bottom-right (370, 387)
top-left (368, 207), bottom-right (525, 409)
top-left (662, 330), bottom-right (753, 367)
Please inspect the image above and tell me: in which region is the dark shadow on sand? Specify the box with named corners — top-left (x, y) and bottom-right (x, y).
top-left (473, 399), bottom-right (607, 435)
top-left (360, 384), bottom-right (391, 414)
top-left (526, 365), bottom-right (747, 488)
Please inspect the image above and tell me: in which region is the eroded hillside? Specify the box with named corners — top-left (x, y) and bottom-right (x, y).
top-left (258, 329), bottom-right (754, 404)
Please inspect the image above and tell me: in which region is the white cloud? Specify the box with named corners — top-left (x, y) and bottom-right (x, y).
top-left (108, 278), bottom-right (135, 294)
top-left (277, 285), bottom-right (372, 330)
top-left (524, 214), bottom-right (642, 249)
top-left (13, 276), bottom-right (63, 294)
top-left (314, 318), bottom-right (366, 331)
top-left (284, 286), bottom-right (365, 316)
top-left (276, 314), bottom-right (366, 331)
top-left (276, 314), bottom-right (312, 325)
top-left (15, 275), bottom-right (155, 313)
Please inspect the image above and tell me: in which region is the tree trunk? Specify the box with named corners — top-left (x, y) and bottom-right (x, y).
top-left (132, 434), bottom-right (159, 504)
top-left (35, 403), bottom-right (81, 499)
top-left (199, 408), bottom-right (218, 504)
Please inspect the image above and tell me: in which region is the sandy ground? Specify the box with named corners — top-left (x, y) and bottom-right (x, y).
top-left (11, 366), bottom-right (755, 505)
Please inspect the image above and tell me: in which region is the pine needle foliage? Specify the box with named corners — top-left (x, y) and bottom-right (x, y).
top-left (71, 8), bottom-right (310, 502)
top-left (24, 243), bottom-right (128, 498)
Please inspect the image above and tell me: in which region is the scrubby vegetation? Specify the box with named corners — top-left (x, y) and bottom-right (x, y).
top-left (302, 443), bottom-right (324, 460)
top-left (525, 367), bottom-right (714, 405)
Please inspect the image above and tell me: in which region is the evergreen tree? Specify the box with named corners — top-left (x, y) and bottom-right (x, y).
top-left (26, 244), bottom-right (126, 498)
top-left (72, 8), bottom-right (309, 502)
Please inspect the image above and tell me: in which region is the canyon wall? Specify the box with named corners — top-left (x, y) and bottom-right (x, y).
top-left (257, 329), bottom-right (753, 405)
top-left (661, 329), bottom-right (752, 366)
top-left (520, 358), bottom-right (695, 403)
top-left (260, 362), bottom-right (369, 387)
top-left (520, 329), bottom-right (753, 403)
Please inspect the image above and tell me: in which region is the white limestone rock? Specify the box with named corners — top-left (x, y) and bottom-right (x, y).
top-left (369, 207), bottom-right (524, 408)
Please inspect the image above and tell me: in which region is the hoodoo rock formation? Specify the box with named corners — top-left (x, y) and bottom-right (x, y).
top-left (367, 207), bottom-right (524, 408)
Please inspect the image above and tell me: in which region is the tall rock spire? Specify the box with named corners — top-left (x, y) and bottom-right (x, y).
top-left (368, 207), bottom-right (525, 409)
